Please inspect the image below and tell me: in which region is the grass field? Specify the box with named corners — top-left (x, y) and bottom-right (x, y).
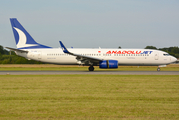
top-left (0, 75), bottom-right (179, 119)
top-left (0, 64), bottom-right (179, 71)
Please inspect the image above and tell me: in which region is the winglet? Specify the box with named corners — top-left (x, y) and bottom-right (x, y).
top-left (59, 41), bottom-right (70, 53)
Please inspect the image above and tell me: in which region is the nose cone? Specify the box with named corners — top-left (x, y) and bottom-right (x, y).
top-left (171, 56), bottom-right (177, 63)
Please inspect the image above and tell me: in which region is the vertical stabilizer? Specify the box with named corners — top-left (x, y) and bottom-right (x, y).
top-left (10, 18), bottom-right (51, 49)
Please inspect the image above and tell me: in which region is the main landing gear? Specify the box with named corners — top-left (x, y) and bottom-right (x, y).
top-left (88, 66), bottom-right (94, 71)
top-left (157, 67), bottom-right (160, 71)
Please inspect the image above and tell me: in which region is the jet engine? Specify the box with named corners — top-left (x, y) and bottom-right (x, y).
top-left (99, 60), bottom-right (118, 68)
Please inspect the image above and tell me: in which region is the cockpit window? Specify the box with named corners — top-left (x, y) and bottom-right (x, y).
top-left (163, 54), bottom-right (170, 56)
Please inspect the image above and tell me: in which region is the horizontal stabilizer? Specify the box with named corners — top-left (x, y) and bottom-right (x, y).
top-left (5, 47), bottom-right (28, 53)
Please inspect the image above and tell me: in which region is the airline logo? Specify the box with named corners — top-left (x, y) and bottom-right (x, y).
top-left (10, 18), bottom-right (51, 49)
top-left (106, 50), bottom-right (153, 54)
top-left (13, 27), bottom-right (38, 48)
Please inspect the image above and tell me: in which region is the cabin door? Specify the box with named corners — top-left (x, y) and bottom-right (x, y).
top-left (155, 52), bottom-right (159, 60)
top-left (38, 52), bottom-right (42, 59)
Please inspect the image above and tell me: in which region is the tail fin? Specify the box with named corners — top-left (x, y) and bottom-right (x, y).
top-left (10, 18), bottom-right (51, 49)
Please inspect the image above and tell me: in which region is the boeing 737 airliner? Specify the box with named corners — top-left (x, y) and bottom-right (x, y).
top-left (6, 18), bottom-right (177, 71)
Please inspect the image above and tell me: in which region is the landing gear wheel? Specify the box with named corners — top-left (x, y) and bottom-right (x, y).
top-left (157, 68), bottom-right (160, 71)
top-left (88, 66), bottom-right (94, 71)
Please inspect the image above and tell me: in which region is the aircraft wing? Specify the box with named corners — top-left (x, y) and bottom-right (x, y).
top-left (5, 47), bottom-right (28, 53)
top-left (59, 41), bottom-right (103, 64)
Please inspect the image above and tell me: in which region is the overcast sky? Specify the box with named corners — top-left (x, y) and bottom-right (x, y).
top-left (0, 0), bottom-right (179, 49)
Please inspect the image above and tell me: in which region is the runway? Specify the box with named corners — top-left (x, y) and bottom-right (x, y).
top-left (0, 71), bottom-right (179, 75)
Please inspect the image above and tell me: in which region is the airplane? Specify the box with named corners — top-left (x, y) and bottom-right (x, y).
top-left (6, 18), bottom-right (177, 71)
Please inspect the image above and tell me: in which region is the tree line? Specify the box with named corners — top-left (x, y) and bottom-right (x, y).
top-left (0, 45), bottom-right (178, 64)
top-left (145, 46), bottom-right (179, 58)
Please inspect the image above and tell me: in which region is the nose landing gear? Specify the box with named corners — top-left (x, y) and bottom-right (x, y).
top-left (157, 65), bottom-right (166, 71)
top-left (157, 67), bottom-right (160, 71)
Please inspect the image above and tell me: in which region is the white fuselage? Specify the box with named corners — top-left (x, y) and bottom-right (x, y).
top-left (16, 48), bottom-right (177, 66)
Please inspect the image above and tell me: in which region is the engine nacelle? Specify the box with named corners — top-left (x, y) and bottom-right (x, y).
top-left (99, 60), bottom-right (118, 69)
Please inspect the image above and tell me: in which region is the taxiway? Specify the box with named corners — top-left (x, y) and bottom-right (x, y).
top-left (0, 71), bottom-right (179, 75)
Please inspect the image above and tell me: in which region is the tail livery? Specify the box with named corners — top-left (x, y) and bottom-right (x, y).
top-left (10, 18), bottom-right (51, 49)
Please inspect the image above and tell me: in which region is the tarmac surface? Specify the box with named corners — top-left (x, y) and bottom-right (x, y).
top-left (0, 71), bottom-right (179, 75)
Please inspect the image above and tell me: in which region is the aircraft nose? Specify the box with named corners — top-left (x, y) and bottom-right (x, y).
top-left (171, 56), bottom-right (177, 63)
